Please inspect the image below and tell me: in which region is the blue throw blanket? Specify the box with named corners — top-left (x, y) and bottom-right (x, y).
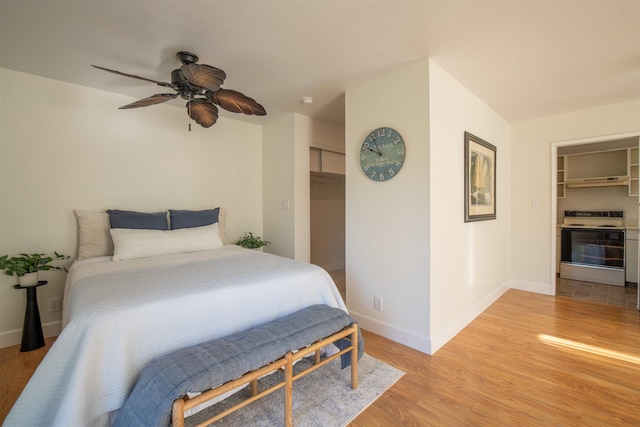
top-left (114, 305), bottom-right (364, 426)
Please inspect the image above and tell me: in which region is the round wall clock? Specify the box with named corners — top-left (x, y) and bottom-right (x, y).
top-left (360, 127), bottom-right (406, 181)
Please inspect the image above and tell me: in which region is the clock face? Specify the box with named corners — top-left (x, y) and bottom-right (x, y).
top-left (360, 127), bottom-right (406, 181)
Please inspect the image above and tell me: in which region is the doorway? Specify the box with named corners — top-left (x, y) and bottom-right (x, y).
top-left (310, 172), bottom-right (346, 300)
top-left (551, 132), bottom-right (640, 310)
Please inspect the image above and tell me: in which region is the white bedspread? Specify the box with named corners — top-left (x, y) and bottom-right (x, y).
top-left (5, 246), bottom-right (346, 426)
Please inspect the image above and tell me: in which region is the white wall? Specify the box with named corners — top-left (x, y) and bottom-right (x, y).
top-left (428, 60), bottom-right (511, 351)
top-left (263, 113), bottom-right (345, 262)
top-left (293, 114), bottom-right (311, 262)
top-left (262, 114), bottom-right (296, 259)
top-left (262, 113), bottom-right (311, 261)
top-left (345, 58), bottom-right (511, 355)
top-left (346, 59), bottom-right (432, 353)
top-left (0, 69), bottom-right (263, 347)
top-left (510, 100), bottom-right (640, 294)
top-left (308, 119), bottom-right (345, 153)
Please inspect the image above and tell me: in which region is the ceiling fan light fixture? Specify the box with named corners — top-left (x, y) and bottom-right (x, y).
top-left (92, 51), bottom-right (267, 129)
top-left (301, 96), bottom-right (314, 104)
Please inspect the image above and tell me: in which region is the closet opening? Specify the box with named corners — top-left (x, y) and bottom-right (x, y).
top-left (310, 171), bottom-right (345, 301)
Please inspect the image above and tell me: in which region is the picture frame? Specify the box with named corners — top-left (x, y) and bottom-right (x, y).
top-left (464, 131), bottom-right (496, 222)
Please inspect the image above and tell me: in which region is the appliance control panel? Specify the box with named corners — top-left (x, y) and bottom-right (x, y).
top-left (564, 210), bottom-right (624, 218)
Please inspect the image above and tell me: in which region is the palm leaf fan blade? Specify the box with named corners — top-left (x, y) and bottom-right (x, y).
top-left (181, 64), bottom-right (226, 92)
top-left (209, 89), bottom-right (267, 116)
top-left (118, 94), bottom-right (178, 109)
top-left (91, 65), bottom-right (173, 88)
top-left (187, 99), bottom-right (218, 128)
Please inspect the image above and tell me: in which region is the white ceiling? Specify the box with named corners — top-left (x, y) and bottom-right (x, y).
top-left (1, 0), bottom-right (639, 126)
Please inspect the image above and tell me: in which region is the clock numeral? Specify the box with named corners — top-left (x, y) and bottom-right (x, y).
top-left (393, 136), bottom-right (402, 144)
top-left (397, 148), bottom-right (405, 154)
top-left (370, 170), bottom-right (376, 178)
top-left (377, 128), bottom-right (387, 137)
top-left (388, 168), bottom-right (395, 176)
top-left (379, 172), bottom-right (385, 180)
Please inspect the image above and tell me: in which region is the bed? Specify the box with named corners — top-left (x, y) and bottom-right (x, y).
top-left (5, 209), bottom-right (347, 426)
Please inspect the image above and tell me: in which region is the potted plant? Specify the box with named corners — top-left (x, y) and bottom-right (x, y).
top-left (0, 252), bottom-right (69, 286)
top-left (236, 232), bottom-right (270, 250)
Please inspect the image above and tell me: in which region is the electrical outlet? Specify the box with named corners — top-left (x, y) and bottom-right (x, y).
top-left (374, 296), bottom-right (383, 312)
top-left (49, 297), bottom-right (62, 313)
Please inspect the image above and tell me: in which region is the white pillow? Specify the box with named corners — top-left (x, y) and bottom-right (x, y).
top-left (110, 223), bottom-right (223, 261)
top-left (218, 207), bottom-right (228, 245)
top-left (75, 210), bottom-right (113, 259)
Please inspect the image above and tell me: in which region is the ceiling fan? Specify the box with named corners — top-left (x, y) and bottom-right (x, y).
top-left (92, 51), bottom-right (266, 128)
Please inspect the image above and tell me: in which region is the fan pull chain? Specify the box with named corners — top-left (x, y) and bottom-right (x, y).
top-left (188, 94), bottom-right (192, 132)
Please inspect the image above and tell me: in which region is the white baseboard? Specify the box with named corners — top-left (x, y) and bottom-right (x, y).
top-left (429, 283), bottom-right (509, 353)
top-left (348, 310), bottom-right (432, 354)
top-left (43, 321), bottom-right (62, 339)
top-left (430, 281), bottom-right (559, 353)
top-left (350, 282), bottom-right (511, 356)
top-left (510, 279), bottom-right (554, 295)
top-left (0, 321), bottom-right (61, 349)
top-left (323, 262), bottom-right (345, 272)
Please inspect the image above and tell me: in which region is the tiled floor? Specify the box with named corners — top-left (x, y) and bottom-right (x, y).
top-left (556, 276), bottom-right (638, 308)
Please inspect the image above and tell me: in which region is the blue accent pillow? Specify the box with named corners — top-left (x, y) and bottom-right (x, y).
top-left (107, 210), bottom-right (168, 230)
top-left (169, 208), bottom-right (219, 230)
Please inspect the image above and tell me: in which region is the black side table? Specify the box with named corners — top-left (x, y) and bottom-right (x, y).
top-left (13, 281), bottom-right (47, 352)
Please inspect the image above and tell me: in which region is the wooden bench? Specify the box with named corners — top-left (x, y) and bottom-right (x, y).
top-left (113, 305), bottom-right (360, 427)
top-left (172, 322), bottom-right (359, 427)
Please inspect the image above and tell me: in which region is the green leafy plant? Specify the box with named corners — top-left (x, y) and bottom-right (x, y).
top-left (0, 252), bottom-right (69, 277)
top-left (236, 232), bottom-right (270, 249)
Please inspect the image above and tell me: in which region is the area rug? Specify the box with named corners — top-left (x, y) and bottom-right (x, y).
top-left (185, 353), bottom-right (404, 426)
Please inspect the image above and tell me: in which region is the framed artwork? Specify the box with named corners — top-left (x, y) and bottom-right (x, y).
top-left (464, 131), bottom-right (496, 222)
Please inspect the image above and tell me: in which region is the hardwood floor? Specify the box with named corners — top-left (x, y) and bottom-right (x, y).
top-left (2, 290), bottom-right (639, 426)
top-left (0, 336), bottom-right (56, 423)
top-left (352, 290), bottom-right (640, 426)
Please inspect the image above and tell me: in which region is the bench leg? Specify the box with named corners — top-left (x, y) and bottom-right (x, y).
top-left (285, 352), bottom-right (293, 427)
top-left (249, 378), bottom-right (258, 396)
top-left (172, 396), bottom-right (187, 427)
top-left (351, 323), bottom-right (358, 389)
